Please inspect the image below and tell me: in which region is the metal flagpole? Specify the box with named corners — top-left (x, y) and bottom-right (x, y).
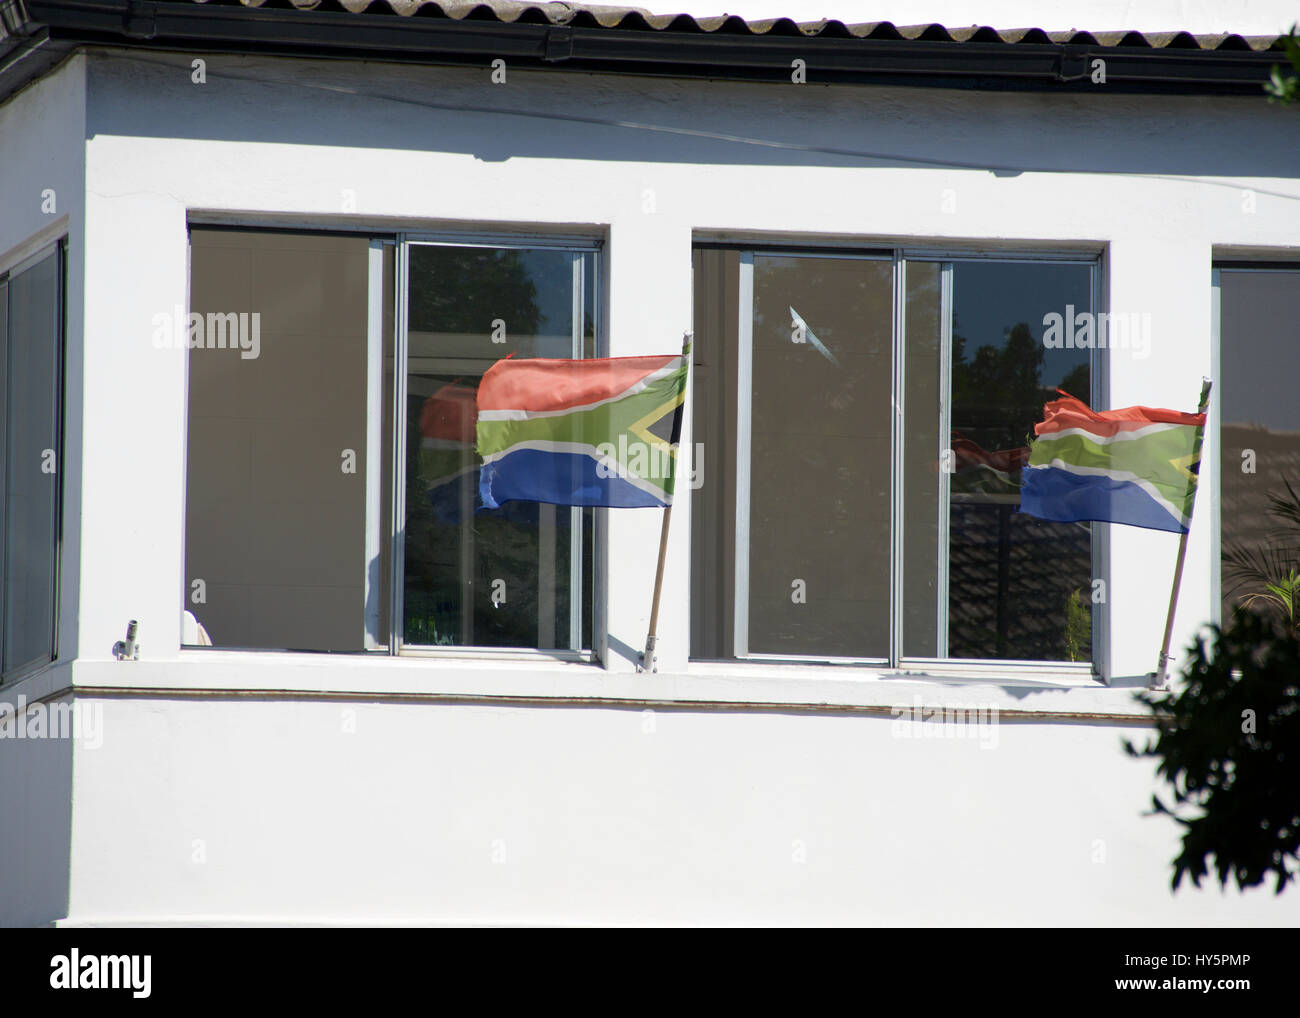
top-left (1150, 378), bottom-right (1213, 690)
top-left (640, 333), bottom-right (692, 673)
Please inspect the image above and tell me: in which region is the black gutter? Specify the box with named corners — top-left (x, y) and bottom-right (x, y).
top-left (2, 0), bottom-right (1286, 103)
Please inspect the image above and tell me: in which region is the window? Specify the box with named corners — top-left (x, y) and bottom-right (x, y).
top-left (0, 241), bottom-right (65, 681)
top-left (692, 247), bottom-right (1098, 668)
top-left (184, 229), bottom-right (597, 654)
top-left (399, 243), bottom-right (596, 651)
top-left (1215, 265), bottom-right (1300, 624)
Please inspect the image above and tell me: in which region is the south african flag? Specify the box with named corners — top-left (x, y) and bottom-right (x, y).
top-left (1020, 391), bottom-right (1207, 534)
top-left (476, 349), bottom-right (689, 509)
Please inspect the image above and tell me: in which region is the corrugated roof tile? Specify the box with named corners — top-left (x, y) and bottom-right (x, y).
top-left (174, 0), bottom-right (1287, 49)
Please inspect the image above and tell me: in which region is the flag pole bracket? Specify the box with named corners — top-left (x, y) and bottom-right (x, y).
top-left (638, 635), bottom-right (658, 674)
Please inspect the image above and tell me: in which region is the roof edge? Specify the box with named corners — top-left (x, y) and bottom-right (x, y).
top-left (3, 0), bottom-right (1291, 105)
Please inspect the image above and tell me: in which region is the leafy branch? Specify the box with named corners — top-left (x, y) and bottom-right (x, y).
top-left (1265, 24), bottom-right (1300, 105)
top-left (1125, 612), bottom-right (1300, 894)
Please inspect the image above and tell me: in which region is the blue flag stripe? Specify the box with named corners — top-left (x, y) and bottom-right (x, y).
top-left (480, 449), bottom-right (669, 509)
top-left (1020, 465), bottom-right (1186, 534)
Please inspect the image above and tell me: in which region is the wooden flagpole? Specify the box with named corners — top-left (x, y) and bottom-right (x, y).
top-left (640, 333), bottom-right (692, 673)
top-left (1150, 378), bottom-right (1213, 690)
top-left (641, 503), bottom-right (674, 673)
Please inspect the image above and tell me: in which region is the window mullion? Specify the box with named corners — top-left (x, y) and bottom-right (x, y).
top-left (1208, 265), bottom-right (1221, 631)
top-left (1090, 258), bottom-right (1107, 679)
top-left (390, 238), bottom-right (410, 654)
top-left (732, 252), bottom-right (754, 658)
top-left (889, 252), bottom-right (906, 668)
top-left (569, 252), bottom-right (584, 652)
top-left (364, 240), bottom-right (386, 650)
top-left (937, 262), bottom-right (954, 660)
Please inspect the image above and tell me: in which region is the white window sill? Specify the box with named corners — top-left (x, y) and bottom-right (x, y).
top-left (35, 650), bottom-right (1158, 721)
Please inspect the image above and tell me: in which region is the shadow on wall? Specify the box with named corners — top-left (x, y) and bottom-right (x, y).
top-left (0, 705), bottom-right (73, 927)
top-left (84, 52), bottom-right (1300, 179)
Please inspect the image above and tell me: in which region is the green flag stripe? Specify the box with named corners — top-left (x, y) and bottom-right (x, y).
top-left (1029, 426), bottom-right (1201, 511)
top-left (476, 367), bottom-right (686, 464)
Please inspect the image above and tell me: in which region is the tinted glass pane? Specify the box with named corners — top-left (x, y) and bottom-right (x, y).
top-left (689, 249), bottom-right (739, 659)
top-left (402, 245), bottom-right (595, 649)
top-left (3, 252), bottom-right (61, 675)
top-left (947, 261), bottom-right (1093, 661)
top-left (748, 255), bottom-right (892, 658)
top-left (186, 231), bottom-right (370, 650)
top-left (1219, 270), bottom-right (1300, 624)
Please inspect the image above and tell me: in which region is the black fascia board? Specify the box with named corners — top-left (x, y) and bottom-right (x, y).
top-left (4, 0), bottom-right (1286, 100)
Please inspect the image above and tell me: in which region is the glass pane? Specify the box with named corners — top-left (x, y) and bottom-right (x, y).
top-left (375, 243), bottom-right (395, 650)
top-left (0, 278), bottom-right (6, 669)
top-left (946, 261), bottom-right (1093, 661)
top-left (402, 245), bottom-right (595, 650)
top-left (748, 254), bottom-right (892, 658)
top-left (1219, 269), bottom-right (1300, 625)
top-left (186, 231), bottom-right (371, 650)
top-left (3, 251), bottom-right (61, 676)
top-left (902, 261), bottom-right (941, 657)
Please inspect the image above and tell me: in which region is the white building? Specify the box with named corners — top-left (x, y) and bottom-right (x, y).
top-left (1, 0), bottom-right (1298, 926)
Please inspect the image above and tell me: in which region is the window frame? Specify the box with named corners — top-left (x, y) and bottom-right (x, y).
top-left (0, 238), bottom-right (66, 686)
top-left (706, 241), bottom-right (1108, 679)
top-left (391, 233), bottom-right (603, 661)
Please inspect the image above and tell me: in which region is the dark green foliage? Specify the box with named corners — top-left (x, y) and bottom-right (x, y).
top-left (951, 323), bottom-right (1045, 451)
top-left (1265, 24), bottom-right (1300, 105)
top-left (1126, 612), bottom-right (1300, 894)
top-left (1222, 475), bottom-right (1300, 628)
top-left (408, 247), bottom-right (541, 338)
top-left (1064, 586), bottom-right (1091, 663)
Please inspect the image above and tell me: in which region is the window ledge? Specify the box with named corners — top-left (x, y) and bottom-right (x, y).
top-left (51, 652), bottom-right (1156, 722)
top-left (686, 658), bottom-right (1100, 688)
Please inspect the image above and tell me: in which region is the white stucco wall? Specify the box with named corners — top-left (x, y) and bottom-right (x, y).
top-left (62, 693), bottom-right (1289, 926)
top-left (2, 46), bottom-right (1299, 924)
top-left (0, 55), bottom-right (86, 669)
top-left (0, 56), bottom-right (86, 929)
